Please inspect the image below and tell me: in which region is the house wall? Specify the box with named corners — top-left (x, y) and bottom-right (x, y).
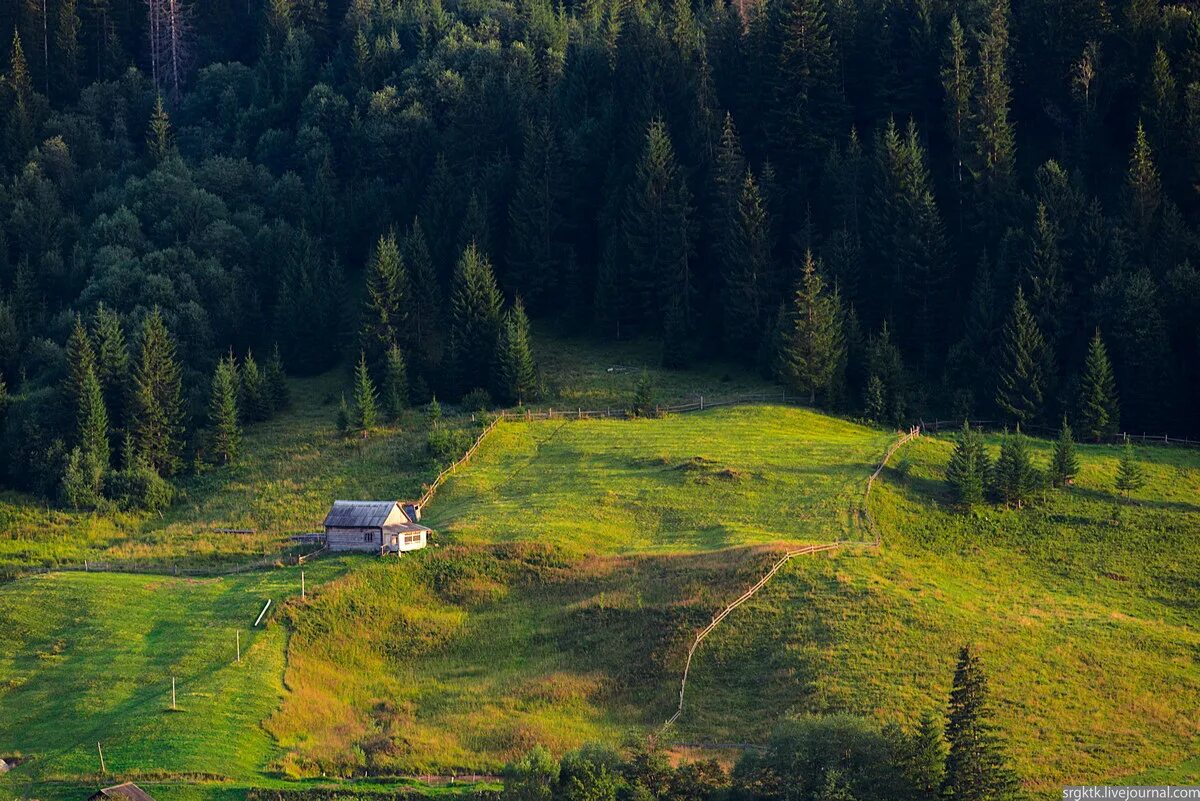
top-left (325, 526), bottom-right (382, 551)
top-left (382, 526), bottom-right (427, 552)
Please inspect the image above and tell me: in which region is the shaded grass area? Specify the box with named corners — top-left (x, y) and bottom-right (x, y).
top-left (266, 544), bottom-right (788, 777)
top-left (0, 558), bottom-right (353, 793)
top-left (680, 434), bottom-right (1200, 792)
top-left (426, 406), bottom-right (892, 555)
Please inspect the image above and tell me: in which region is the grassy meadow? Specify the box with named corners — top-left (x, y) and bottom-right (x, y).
top-left (679, 432), bottom-right (1200, 791)
top-left (425, 405), bottom-right (893, 554)
top-left (2, 335), bottom-right (1198, 796)
top-left (0, 558), bottom-right (352, 794)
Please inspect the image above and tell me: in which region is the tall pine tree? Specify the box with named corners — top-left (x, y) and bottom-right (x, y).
top-left (361, 232), bottom-right (410, 364)
top-left (995, 287), bottom-right (1049, 426)
top-left (496, 297), bottom-right (538, 406)
top-left (447, 244), bottom-right (503, 397)
top-left (1077, 329), bottom-right (1119, 441)
top-left (781, 251), bottom-right (845, 404)
top-left (132, 307), bottom-right (184, 477)
top-left (208, 353), bottom-right (241, 464)
top-left (943, 646), bottom-right (1018, 801)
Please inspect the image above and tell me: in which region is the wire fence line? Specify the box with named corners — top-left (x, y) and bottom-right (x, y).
top-left (1, 542), bottom-right (328, 582)
top-left (662, 542), bottom-right (842, 730)
top-left (857, 426), bottom-right (922, 547)
top-left (496, 389), bottom-right (793, 422)
top-left (921, 419), bottom-right (1199, 448)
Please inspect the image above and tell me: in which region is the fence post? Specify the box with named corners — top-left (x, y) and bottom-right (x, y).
top-left (700, 395), bottom-right (704, 410)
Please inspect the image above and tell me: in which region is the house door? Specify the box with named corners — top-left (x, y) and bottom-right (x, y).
top-left (390, 534), bottom-right (399, 549)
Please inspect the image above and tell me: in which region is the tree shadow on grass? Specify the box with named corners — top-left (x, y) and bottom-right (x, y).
top-left (1066, 485), bottom-right (1200, 514)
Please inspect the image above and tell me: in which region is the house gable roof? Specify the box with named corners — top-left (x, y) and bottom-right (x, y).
top-left (323, 500), bottom-right (400, 528)
top-left (90, 783), bottom-right (156, 801)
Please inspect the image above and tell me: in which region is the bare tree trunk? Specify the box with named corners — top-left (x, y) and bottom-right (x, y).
top-left (145, 0), bottom-right (160, 93)
top-left (41, 0), bottom-right (49, 95)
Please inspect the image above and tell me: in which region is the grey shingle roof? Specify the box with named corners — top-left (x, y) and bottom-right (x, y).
top-left (91, 783), bottom-right (156, 801)
top-left (323, 500), bottom-right (398, 528)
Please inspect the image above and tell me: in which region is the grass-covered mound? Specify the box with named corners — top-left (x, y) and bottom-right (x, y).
top-left (267, 543), bottom-right (792, 776)
top-left (679, 433), bottom-right (1200, 791)
top-left (425, 405), bottom-right (893, 554)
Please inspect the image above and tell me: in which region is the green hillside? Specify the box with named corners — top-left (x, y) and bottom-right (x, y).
top-left (425, 405), bottom-right (893, 553)
top-left (2, 375), bottom-right (1198, 797)
top-left (270, 416), bottom-right (1200, 791)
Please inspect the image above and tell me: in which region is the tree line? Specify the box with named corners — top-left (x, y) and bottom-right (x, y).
top-left (1, 0), bottom-right (1199, 505)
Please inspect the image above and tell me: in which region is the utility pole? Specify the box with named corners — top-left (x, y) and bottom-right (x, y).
top-left (171, 677), bottom-right (176, 710)
top-left (97, 742), bottom-right (106, 774)
top-left (301, 570), bottom-right (305, 598)
top-left (236, 630), bottom-right (241, 663)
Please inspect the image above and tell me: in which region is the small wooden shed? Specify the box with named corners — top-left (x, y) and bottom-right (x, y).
top-left (322, 500), bottom-right (430, 554)
top-left (88, 783), bottom-right (156, 801)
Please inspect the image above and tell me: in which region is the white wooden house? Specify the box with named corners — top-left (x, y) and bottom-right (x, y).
top-left (322, 500), bottom-right (430, 554)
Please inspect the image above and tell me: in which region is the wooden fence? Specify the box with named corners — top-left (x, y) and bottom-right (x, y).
top-left (663, 543), bottom-right (841, 729)
top-left (416, 415), bottom-right (504, 510)
top-left (922, 419), bottom-right (1199, 448)
top-left (858, 425), bottom-right (921, 546)
top-left (661, 424), bottom-right (921, 731)
top-left (1, 543), bottom-right (327, 582)
top-left (498, 389), bottom-right (792, 422)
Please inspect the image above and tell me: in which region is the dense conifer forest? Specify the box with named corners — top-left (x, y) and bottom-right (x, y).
top-left (1, 0), bottom-right (1198, 506)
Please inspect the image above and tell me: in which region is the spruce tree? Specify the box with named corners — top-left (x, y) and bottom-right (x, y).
top-left (264, 342), bottom-right (290, 412)
top-left (946, 422), bottom-right (989, 508)
top-left (723, 170), bottom-right (769, 354)
top-left (148, 95), bottom-right (173, 163)
top-left (901, 711), bottom-right (947, 801)
top-left (76, 359), bottom-right (110, 493)
top-left (6, 31), bottom-right (35, 160)
top-left (1026, 203), bottom-right (1065, 350)
top-left (1050, 417), bottom-right (1079, 487)
top-left (507, 120), bottom-right (564, 312)
top-left (55, 0), bottom-right (81, 100)
top-left (995, 287), bottom-right (1048, 426)
top-left (623, 119), bottom-right (694, 337)
top-left (361, 232), bottom-right (410, 363)
top-left (943, 646), bottom-right (1018, 801)
top-left (942, 15), bottom-right (974, 203)
top-left (240, 350), bottom-right (269, 423)
top-left (352, 352), bottom-right (379, 435)
top-left (1115, 438), bottom-right (1145, 499)
top-left (93, 303), bottom-right (130, 433)
top-left (382, 343), bottom-right (408, 420)
top-left (631, 370), bottom-right (655, 417)
top-left (781, 251), bottom-right (845, 404)
top-left (1126, 122), bottom-right (1162, 250)
top-left (972, 0), bottom-right (1016, 202)
top-left (209, 353), bottom-right (241, 464)
top-left (993, 426), bottom-right (1038, 508)
top-left (447, 244), bottom-right (503, 397)
top-left (402, 218), bottom-right (440, 360)
top-left (496, 297), bottom-right (538, 406)
top-left (774, 0), bottom-right (843, 166)
top-left (713, 113), bottom-right (746, 274)
top-left (1077, 329), bottom-right (1119, 441)
top-left (65, 313), bottom-right (97, 411)
top-left (132, 307), bottom-right (184, 476)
